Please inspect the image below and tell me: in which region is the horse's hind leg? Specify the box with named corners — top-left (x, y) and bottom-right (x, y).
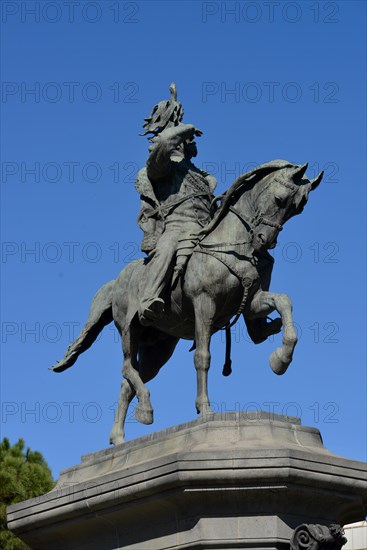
top-left (109, 335), bottom-right (179, 445)
top-left (110, 379), bottom-right (135, 446)
top-left (120, 323), bottom-right (154, 426)
top-left (110, 327), bottom-right (146, 445)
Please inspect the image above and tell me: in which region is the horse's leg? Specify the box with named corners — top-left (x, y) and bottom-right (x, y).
top-left (137, 337), bottom-right (179, 415)
top-left (110, 378), bottom-right (136, 446)
top-left (120, 324), bottom-right (154, 426)
top-left (193, 295), bottom-right (215, 416)
top-left (244, 252), bottom-right (281, 345)
top-left (109, 325), bottom-right (139, 446)
top-left (248, 290), bottom-right (298, 375)
top-left (109, 336), bottom-right (179, 445)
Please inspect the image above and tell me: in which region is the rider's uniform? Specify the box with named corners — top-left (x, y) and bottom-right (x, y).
top-left (135, 124), bottom-right (217, 317)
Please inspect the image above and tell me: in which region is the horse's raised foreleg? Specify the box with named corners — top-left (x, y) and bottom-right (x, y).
top-left (193, 295), bottom-right (215, 416)
top-left (248, 290), bottom-right (298, 375)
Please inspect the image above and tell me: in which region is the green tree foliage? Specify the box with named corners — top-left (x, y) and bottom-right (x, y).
top-left (0, 438), bottom-right (55, 550)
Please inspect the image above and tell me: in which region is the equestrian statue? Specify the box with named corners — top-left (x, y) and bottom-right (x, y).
top-left (51, 83), bottom-right (323, 445)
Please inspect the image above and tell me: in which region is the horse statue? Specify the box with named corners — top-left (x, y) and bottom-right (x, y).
top-left (51, 160), bottom-right (323, 445)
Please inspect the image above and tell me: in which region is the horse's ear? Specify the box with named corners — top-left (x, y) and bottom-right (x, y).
top-left (293, 170), bottom-right (323, 213)
top-left (291, 163), bottom-right (308, 181)
top-left (294, 188), bottom-right (308, 213)
top-left (309, 170), bottom-right (324, 191)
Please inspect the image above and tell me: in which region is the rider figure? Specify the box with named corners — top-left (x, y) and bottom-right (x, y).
top-left (136, 84), bottom-right (217, 324)
top-left (135, 84), bottom-right (282, 344)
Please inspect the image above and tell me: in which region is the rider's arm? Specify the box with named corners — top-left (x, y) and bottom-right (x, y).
top-left (146, 124), bottom-right (196, 181)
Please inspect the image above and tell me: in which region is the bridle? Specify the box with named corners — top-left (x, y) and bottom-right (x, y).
top-left (212, 176), bottom-right (290, 238)
top-left (228, 205), bottom-right (283, 236)
top-left (239, 176), bottom-right (297, 235)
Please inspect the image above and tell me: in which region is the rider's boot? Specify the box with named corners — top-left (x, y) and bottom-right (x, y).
top-left (139, 297), bottom-right (165, 326)
top-left (246, 317), bottom-right (282, 344)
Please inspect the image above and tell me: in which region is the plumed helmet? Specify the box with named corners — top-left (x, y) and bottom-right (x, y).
top-left (140, 83), bottom-right (184, 139)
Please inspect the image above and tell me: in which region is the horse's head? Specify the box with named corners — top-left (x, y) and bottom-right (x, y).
top-left (250, 163), bottom-right (323, 252)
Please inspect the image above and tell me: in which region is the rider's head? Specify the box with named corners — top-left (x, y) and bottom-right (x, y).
top-left (170, 136), bottom-right (197, 162)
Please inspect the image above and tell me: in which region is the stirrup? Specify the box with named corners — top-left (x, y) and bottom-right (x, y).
top-left (139, 298), bottom-right (165, 325)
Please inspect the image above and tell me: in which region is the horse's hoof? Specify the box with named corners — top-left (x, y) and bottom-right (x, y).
top-left (269, 348), bottom-right (290, 375)
top-left (196, 402), bottom-right (214, 419)
top-left (135, 405), bottom-right (153, 425)
top-left (110, 434), bottom-right (125, 446)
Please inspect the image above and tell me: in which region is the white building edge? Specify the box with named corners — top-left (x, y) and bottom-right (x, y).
top-left (344, 521), bottom-right (367, 550)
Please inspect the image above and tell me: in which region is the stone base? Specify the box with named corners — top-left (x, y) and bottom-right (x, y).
top-left (7, 412), bottom-right (367, 549)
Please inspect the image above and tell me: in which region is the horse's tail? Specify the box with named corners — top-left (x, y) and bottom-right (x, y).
top-left (50, 280), bottom-right (115, 373)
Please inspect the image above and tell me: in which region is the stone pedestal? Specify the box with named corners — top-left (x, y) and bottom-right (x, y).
top-left (7, 412), bottom-right (367, 549)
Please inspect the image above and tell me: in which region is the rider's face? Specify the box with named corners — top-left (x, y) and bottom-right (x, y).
top-left (184, 139), bottom-right (197, 158)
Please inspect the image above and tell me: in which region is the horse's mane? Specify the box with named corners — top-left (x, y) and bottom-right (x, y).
top-left (201, 159), bottom-right (294, 238)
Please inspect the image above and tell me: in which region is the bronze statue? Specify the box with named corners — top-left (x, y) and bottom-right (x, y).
top-left (51, 85), bottom-right (323, 445)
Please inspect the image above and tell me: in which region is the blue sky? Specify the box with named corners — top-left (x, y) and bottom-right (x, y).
top-left (1, 0), bottom-right (366, 479)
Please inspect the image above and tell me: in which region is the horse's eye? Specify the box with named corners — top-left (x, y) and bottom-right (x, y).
top-left (275, 196), bottom-right (285, 206)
